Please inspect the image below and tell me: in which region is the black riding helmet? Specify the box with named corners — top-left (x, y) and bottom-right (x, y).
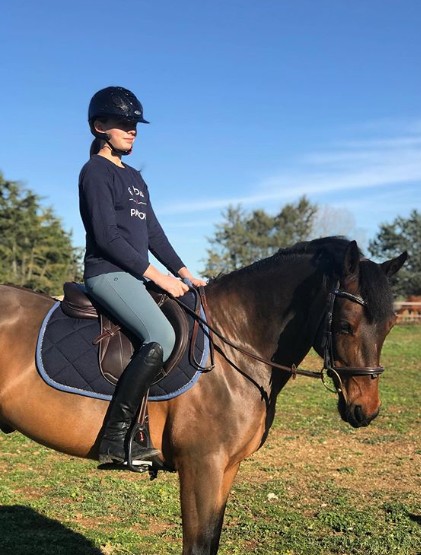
top-left (88, 86), bottom-right (149, 155)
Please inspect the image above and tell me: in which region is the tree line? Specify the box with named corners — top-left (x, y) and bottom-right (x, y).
top-left (202, 197), bottom-right (420, 297)
top-left (1, 173), bottom-right (419, 297)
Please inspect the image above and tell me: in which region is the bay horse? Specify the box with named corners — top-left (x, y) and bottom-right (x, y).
top-left (0, 237), bottom-right (406, 554)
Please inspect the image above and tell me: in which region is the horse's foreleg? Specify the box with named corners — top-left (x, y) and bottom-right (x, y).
top-left (178, 459), bottom-right (239, 555)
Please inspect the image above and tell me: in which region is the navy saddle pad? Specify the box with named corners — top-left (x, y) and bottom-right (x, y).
top-left (36, 291), bottom-right (209, 401)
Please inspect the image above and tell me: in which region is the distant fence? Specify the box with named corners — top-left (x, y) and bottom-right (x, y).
top-left (394, 301), bottom-right (421, 324)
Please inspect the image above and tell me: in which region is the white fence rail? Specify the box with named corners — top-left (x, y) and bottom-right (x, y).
top-left (394, 301), bottom-right (421, 324)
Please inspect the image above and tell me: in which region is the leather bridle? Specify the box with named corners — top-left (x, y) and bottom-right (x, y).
top-left (317, 283), bottom-right (384, 396)
top-left (174, 283), bottom-right (385, 397)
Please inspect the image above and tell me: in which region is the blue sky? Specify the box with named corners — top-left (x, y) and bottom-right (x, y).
top-left (1, 1), bottom-right (420, 276)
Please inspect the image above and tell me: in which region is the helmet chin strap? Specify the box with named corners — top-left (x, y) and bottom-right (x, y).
top-left (104, 137), bottom-right (132, 156)
top-left (95, 131), bottom-right (132, 156)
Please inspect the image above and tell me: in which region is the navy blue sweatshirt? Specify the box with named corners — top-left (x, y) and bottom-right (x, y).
top-left (79, 155), bottom-right (185, 279)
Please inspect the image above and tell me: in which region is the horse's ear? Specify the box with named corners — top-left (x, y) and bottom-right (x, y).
top-left (380, 251), bottom-right (408, 277)
top-left (343, 240), bottom-right (360, 279)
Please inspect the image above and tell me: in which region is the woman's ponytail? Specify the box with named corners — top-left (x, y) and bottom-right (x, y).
top-left (90, 137), bottom-right (102, 157)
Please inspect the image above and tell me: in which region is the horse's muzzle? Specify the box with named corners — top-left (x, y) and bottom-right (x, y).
top-left (339, 399), bottom-right (380, 428)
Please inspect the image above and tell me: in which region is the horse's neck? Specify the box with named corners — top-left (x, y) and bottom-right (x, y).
top-left (206, 260), bottom-right (326, 365)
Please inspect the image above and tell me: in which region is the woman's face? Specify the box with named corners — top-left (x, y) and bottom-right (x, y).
top-left (94, 118), bottom-right (138, 151)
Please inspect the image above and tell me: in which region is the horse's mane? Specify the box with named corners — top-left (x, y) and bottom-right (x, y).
top-left (209, 236), bottom-right (394, 322)
top-left (290, 238), bottom-right (394, 320)
top-left (276, 235), bottom-right (355, 265)
top-left (209, 236), bottom-right (354, 283)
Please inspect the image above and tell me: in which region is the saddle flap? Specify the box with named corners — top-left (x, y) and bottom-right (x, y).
top-left (98, 314), bottom-right (137, 385)
top-left (157, 295), bottom-right (190, 378)
top-left (100, 294), bottom-right (190, 385)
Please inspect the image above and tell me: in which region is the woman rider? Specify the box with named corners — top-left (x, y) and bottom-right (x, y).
top-left (79, 86), bottom-right (206, 465)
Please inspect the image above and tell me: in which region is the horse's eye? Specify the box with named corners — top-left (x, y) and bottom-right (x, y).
top-left (337, 321), bottom-right (353, 335)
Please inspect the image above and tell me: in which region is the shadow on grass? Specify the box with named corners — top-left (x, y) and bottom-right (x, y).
top-left (0, 505), bottom-right (103, 555)
top-left (408, 512), bottom-right (421, 525)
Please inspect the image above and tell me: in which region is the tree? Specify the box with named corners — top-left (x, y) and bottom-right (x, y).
top-left (0, 174), bottom-right (82, 295)
top-left (202, 196), bottom-right (317, 276)
top-left (368, 210), bottom-right (421, 297)
top-left (311, 205), bottom-right (366, 245)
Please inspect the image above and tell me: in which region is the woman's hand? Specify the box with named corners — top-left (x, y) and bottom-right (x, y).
top-left (178, 267), bottom-right (207, 287)
top-left (143, 265), bottom-right (189, 297)
top-left (156, 274), bottom-right (189, 297)
top-left (188, 276), bottom-right (207, 287)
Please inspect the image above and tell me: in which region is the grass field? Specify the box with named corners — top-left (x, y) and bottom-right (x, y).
top-left (0, 325), bottom-right (420, 555)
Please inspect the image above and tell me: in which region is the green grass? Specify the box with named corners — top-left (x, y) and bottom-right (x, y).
top-left (0, 325), bottom-right (420, 554)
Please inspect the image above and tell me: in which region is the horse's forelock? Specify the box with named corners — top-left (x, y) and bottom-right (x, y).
top-left (359, 261), bottom-right (395, 323)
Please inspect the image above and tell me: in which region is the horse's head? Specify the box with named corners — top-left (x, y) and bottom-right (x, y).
top-left (315, 240), bottom-right (407, 428)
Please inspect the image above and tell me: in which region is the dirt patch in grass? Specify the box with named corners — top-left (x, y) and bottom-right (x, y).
top-left (242, 428), bottom-right (419, 495)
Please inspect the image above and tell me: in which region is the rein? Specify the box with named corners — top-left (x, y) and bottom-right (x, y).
top-left (174, 283), bottom-right (384, 396)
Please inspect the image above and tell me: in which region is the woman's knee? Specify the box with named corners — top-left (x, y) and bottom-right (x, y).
top-left (155, 323), bottom-right (176, 363)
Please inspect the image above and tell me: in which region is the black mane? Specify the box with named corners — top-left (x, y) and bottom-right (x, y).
top-left (208, 236), bottom-right (394, 322)
top-left (209, 236), bottom-right (356, 283)
top-left (276, 235), bottom-right (358, 265)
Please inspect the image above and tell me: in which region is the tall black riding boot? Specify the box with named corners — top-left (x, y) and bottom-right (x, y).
top-left (98, 342), bottom-right (163, 465)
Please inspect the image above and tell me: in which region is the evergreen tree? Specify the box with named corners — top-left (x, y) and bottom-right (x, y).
top-left (368, 210), bottom-right (421, 297)
top-left (202, 196), bottom-right (317, 277)
top-left (0, 174), bottom-right (82, 295)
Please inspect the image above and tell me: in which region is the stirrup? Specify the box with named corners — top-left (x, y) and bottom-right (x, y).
top-left (126, 422), bottom-right (160, 473)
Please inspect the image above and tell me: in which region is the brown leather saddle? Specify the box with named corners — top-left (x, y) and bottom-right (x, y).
top-left (61, 282), bottom-right (190, 385)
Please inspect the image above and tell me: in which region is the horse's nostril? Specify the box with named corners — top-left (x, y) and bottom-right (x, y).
top-left (354, 405), bottom-right (364, 423)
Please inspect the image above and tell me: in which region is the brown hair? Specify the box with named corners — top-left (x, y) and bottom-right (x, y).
top-left (90, 137), bottom-right (103, 157)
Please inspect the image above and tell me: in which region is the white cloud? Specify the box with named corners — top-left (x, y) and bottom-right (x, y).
top-left (157, 119), bottom-right (421, 216)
